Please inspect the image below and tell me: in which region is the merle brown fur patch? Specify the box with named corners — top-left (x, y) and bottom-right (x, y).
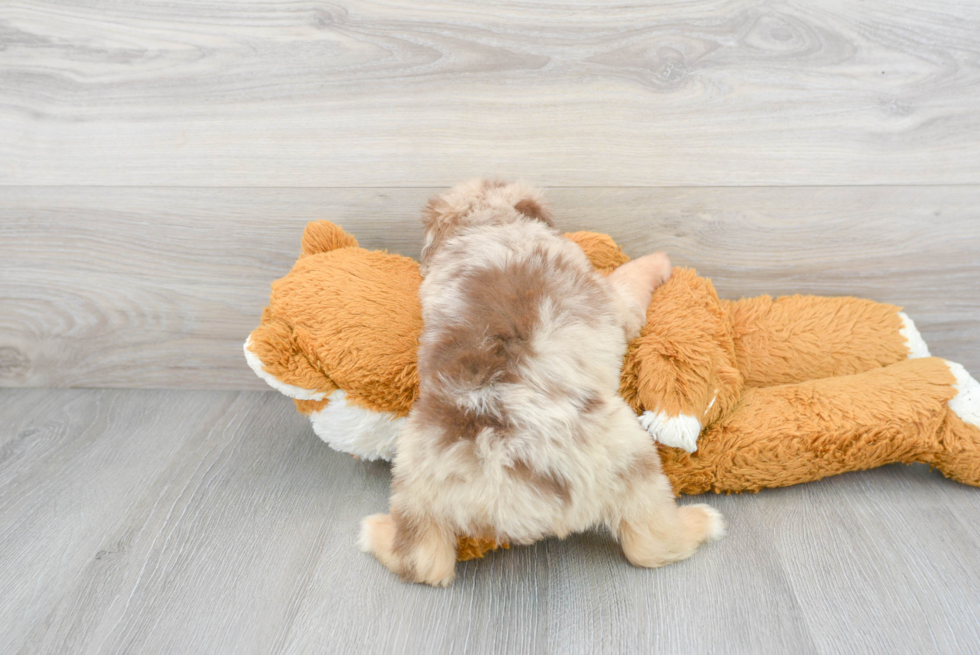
top-left (417, 239), bottom-right (617, 453)
top-left (417, 257), bottom-right (547, 446)
top-left (514, 198), bottom-right (554, 226)
top-left (505, 459), bottom-right (572, 505)
top-left (621, 448), bottom-right (663, 486)
top-left (391, 509), bottom-right (421, 578)
top-left (578, 391), bottom-right (606, 414)
top-left (416, 394), bottom-right (512, 450)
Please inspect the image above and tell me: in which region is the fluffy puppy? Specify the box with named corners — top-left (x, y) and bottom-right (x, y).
top-left (359, 179), bottom-right (724, 586)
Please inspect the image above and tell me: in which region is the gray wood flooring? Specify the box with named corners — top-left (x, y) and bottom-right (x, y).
top-left (2, 387), bottom-right (979, 654)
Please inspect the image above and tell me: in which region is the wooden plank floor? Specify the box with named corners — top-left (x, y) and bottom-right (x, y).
top-left (2, 387), bottom-right (979, 654)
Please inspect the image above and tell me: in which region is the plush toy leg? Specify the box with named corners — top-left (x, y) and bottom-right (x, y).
top-left (722, 295), bottom-right (929, 389)
top-left (931, 361), bottom-right (980, 486)
top-left (660, 357), bottom-right (980, 495)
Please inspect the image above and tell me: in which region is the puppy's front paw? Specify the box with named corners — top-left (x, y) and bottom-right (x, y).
top-left (644, 252), bottom-right (673, 288)
top-left (359, 513), bottom-right (396, 559)
top-left (639, 410), bottom-right (701, 453)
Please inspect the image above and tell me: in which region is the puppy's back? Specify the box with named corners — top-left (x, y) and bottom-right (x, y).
top-left (415, 220), bottom-right (627, 456)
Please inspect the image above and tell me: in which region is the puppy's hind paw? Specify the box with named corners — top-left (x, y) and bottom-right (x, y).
top-left (681, 503), bottom-right (726, 543)
top-left (358, 513), bottom-right (396, 555)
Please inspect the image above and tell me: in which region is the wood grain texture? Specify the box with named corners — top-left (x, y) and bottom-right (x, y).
top-left (0, 388), bottom-right (226, 653)
top-left (1, 0), bottom-right (979, 187)
top-left (3, 1), bottom-right (978, 651)
top-left (2, 185), bottom-right (978, 389)
top-left (20, 392), bottom-right (348, 654)
top-left (760, 470), bottom-right (980, 654)
top-left (2, 388), bottom-right (978, 653)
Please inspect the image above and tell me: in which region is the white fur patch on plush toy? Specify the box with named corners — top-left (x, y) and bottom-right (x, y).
top-left (310, 390), bottom-right (405, 461)
top-left (639, 410), bottom-right (701, 453)
top-left (244, 336), bottom-right (402, 460)
top-left (899, 312), bottom-right (931, 359)
top-left (243, 337), bottom-right (328, 401)
top-left (946, 360), bottom-right (980, 429)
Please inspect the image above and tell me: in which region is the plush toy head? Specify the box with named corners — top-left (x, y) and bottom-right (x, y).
top-left (246, 218), bottom-right (980, 561)
top-left (244, 221), bottom-right (422, 459)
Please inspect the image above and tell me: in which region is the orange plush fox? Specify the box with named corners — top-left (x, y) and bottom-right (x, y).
top-left (246, 220), bottom-right (980, 559)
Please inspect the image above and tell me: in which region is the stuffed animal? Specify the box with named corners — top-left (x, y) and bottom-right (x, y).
top-left (245, 220), bottom-right (980, 559)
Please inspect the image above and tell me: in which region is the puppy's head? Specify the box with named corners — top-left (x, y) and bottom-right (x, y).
top-left (419, 179), bottom-right (553, 274)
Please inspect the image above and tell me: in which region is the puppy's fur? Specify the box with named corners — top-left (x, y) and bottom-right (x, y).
top-left (360, 179), bottom-right (724, 586)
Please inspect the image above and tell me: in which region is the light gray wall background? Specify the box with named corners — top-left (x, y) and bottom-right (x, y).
top-left (1, 0), bottom-right (978, 390)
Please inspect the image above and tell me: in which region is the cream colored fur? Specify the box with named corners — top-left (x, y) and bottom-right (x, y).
top-left (358, 180), bottom-right (724, 586)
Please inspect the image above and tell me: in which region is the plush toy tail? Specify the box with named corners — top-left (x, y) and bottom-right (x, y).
top-left (932, 361), bottom-right (980, 486)
top-left (660, 357), bottom-right (980, 494)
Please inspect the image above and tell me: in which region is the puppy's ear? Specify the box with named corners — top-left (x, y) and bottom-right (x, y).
top-left (514, 198), bottom-right (554, 226)
top-left (419, 195), bottom-right (454, 276)
top-left (421, 195), bottom-right (448, 231)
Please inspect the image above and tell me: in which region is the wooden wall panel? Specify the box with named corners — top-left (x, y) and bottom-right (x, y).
top-left (0, 1), bottom-right (978, 186)
top-left (2, 185), bottom-right (977, 389)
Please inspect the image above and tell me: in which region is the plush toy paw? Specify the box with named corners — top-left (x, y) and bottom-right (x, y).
top-left (639, 410), bottom-right (701, 452)
top-left (946, 360), bottom-right (980, 428)
top-left (899, 312), bottom-right (932, 359)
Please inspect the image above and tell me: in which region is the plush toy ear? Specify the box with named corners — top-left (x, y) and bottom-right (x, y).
top-left (300, 221), bottom-right (359, 258)
top-left (564, 231), bottom-right (631, 275)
